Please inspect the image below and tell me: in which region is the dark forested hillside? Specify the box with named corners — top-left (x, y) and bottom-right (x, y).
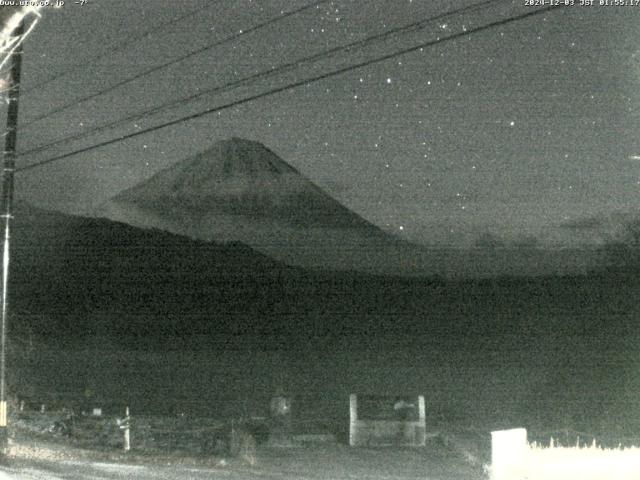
top-left (6, 203), bottom-right (640, 350)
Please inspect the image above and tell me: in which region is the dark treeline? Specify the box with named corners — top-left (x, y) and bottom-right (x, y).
top-left (6, 203), bottom-right (639, 349)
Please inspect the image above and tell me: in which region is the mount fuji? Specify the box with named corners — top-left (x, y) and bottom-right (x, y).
top-left (97, 137), bottom-right (594, 278)
top-left (98, 137), bottom-right (429, 275)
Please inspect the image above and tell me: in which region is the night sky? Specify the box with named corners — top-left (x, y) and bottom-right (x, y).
top-left (7, 0), bottom-right (640, 248)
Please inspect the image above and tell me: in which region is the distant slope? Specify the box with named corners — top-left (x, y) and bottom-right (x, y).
top-left (6, 202), bottom-right (629, 345)
top-left (9, 202), bottom-right (310, 342)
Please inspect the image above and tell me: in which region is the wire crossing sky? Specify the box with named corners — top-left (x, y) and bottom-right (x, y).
top-left (17, 0), bottom-right (509, 159)
top-left (18, 0), bottom-right (330, 129)
top-left (16, 3), bottom-right (563, 174)
top-left (10, 0), bottom-right (640, 249)
top-left (20, 1), bottom-right (221, 96)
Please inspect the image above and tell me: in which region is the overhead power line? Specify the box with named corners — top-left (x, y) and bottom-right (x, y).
top-left (19, 0), bottom-right (329, 129)
top-left (16, 4), bottom-right (566, 174)
top-left (19, 0), bottom-right (502, 158)
top-left (22, 2), bottom-right (221, 95)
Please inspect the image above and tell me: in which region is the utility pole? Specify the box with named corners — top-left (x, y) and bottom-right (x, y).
top-left (0, 19), bottom-right (24, 456)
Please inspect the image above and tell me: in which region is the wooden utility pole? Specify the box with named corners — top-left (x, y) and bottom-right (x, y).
top-left (0, 19), bottom-right (24, 456)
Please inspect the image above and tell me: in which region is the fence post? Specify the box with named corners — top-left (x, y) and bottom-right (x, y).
top-left (122, 406), bottom-right (130, 452)
top-left (490, 428), bottom-right (528, 480)
top-left (349, 394), bottom-right (357, 447)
